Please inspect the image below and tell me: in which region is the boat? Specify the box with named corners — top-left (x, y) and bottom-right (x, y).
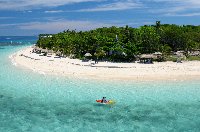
top-left (96, 100), bottom-right (115, 104)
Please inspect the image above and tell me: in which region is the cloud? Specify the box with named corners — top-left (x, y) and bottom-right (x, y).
top-left (0, 0), bottom-right (102, 10)
top-left (0, 23), bottom-right (18, 27)
top-left (44, 10), bottom-right (64, 13)
top-left (149, 0), bottom-right (200, 12)
top-left (0, 17), bottom-right (15, 19)
top-left (166, 12), bottom-right (200, 17)
top-left (143, 0), bottom-right (200, 17)
top-left (0, 20), bottom-right (107, 35)
top-left (17, 19), bottom-right (112, 34)
top-left (78, 0), bottom-right (142, 12)
top-left (0, 18), bottom-right (143, 35)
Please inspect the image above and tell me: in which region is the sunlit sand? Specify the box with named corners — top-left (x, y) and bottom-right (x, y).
top-left (11, 47), bottom-right (200, 81)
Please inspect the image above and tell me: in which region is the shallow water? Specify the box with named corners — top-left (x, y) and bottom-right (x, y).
top-left (0, 37), bottom-right (200, 131)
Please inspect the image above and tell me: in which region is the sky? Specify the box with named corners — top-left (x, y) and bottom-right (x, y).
top-left (0, 0), bottom-right (200, 36)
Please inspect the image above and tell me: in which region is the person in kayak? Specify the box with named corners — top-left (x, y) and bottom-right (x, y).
top-left (101, 97), bottom-right (107, 103)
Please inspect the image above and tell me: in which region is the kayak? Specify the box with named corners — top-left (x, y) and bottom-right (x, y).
top-left (96, 100), bottom-right (115, 104)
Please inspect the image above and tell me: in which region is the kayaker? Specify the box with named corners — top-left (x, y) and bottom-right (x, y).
top-left (101, 97), bottom-right (107, 103)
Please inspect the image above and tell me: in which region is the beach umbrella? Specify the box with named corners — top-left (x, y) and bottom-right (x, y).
top-left (84, 53), bottom-right (92, 57)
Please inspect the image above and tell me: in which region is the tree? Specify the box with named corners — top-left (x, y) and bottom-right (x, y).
top-left (36, 22), bottom-right (200, 62)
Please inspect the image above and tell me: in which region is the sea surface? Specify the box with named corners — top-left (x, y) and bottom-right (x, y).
top-left (0, 36), bottom-right (200, 132)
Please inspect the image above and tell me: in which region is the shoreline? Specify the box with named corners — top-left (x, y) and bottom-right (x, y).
top-left (10, 47), bottom-right (200, 81)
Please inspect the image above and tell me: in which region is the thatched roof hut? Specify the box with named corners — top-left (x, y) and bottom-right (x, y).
top-left (139, 54), bottom-right (156, 64)
top-left (84, 53), bottom-right (92, 57)
top-left (140, 54), bottom-right (157, 59)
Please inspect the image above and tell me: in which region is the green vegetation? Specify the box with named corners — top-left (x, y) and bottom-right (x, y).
top-left (165, 55), bottom-right (180, 62)
top-left (187, 56), bottom-right (200, 61)
top-left (36, 21), bottom-right (200, 62)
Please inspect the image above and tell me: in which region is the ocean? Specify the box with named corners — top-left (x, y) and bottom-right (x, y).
top-left (0, 36), bottom-right (200, 131)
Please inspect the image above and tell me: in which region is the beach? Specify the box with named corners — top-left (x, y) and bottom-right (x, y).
top-left (11, 47), bottom-right (200, 81)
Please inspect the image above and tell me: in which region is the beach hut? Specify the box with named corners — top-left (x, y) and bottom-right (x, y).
top-left (40, 49), bottom-right (48, 56)
top-left (35, 47), bottom-right (42, 54)
top-left (46, 50), bottom-right (53, 57)
top-left (153, 52), bottom-right (162, 56)
top-left (139, 54), bottom-right (156, 64)
top-left (83, 53), bottom-right (92, 61)
top-left (84, 53), bottom-right (92, 57)
top-left (32, 46), bottom-right (37, 53)
top-left (153, 52), bottom-right (163, 61)
top-left (41, 49), bottom-right (48, 53)
top-left (56, 50), bottom-right (62, 57)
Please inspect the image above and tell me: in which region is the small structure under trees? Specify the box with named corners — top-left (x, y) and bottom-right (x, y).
top-left (139, 54), bottom-right (156, 64)
top-left (84, 53), bottom-right (92, 57)
top-left (139, 53), bottom-right (163, 64)
top-left (83, 53), bottom-right (92, 61)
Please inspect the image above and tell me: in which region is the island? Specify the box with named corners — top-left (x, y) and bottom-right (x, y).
top-left (11, 22), bottom-right (200, 81)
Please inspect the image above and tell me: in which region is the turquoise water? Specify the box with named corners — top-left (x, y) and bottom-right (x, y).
top-left (0, 37), bottom-right (200, 131)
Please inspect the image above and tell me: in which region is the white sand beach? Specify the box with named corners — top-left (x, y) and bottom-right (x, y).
top-left (11, 47), bottom-right (200, 81)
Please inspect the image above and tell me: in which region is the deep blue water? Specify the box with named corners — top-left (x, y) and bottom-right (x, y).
top-left (0, 36), bottom-right (200, 131)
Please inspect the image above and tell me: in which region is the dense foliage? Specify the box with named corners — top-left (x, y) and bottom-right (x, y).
top-left (36, 22), bottom-right (200, 62)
